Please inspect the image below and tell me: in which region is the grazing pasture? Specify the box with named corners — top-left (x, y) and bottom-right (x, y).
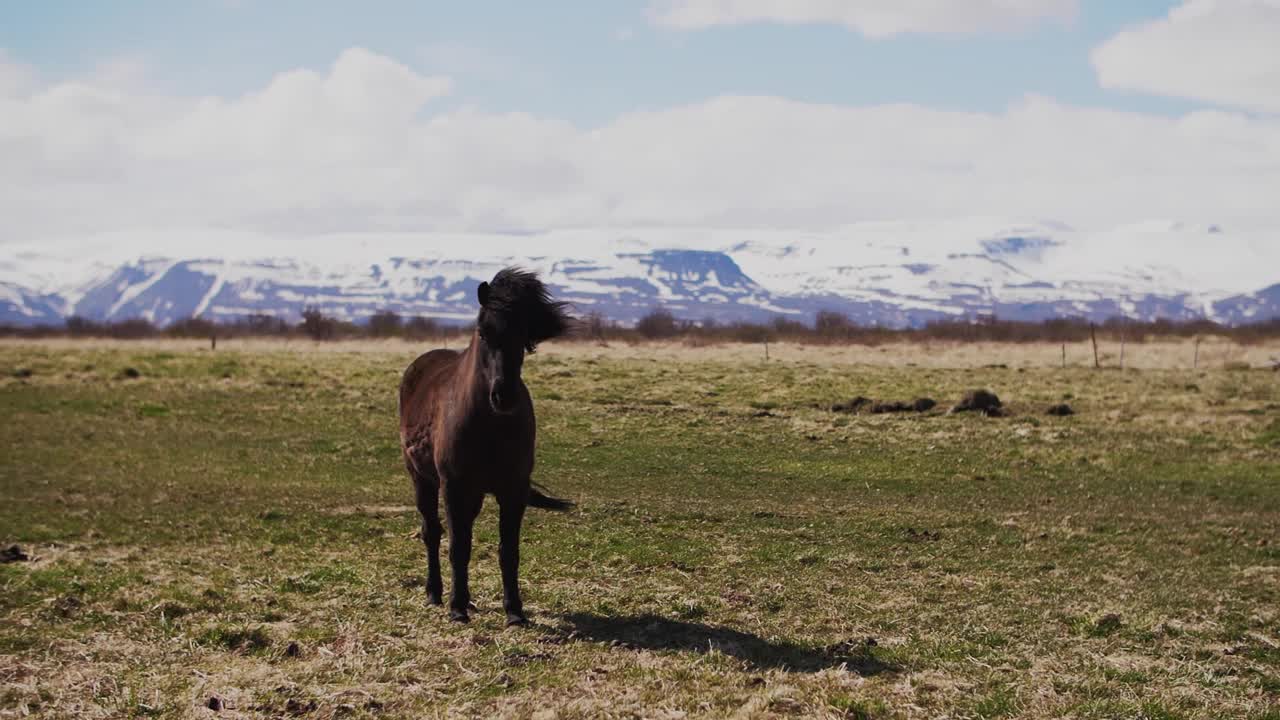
top-left (1, 339), bottom-right (1278, 719)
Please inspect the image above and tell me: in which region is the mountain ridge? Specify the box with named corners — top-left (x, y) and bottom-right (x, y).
top-left (2, 222), bottom-right (1276, 327)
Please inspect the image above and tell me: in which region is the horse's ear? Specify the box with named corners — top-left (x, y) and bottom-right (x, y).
top-left (477, 282), bottom-right (490, 307)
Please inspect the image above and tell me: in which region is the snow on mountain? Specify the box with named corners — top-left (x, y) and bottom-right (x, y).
top-left (0, 220), bottom-right (1276, 327)
top-left (1213, 283), bottom-right (1280, 324)
top-left (0, 282), bottom-right (64, 325)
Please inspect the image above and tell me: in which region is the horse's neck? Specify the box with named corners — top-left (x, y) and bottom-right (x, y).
top-left (454, 334), bottom-right (491, 414)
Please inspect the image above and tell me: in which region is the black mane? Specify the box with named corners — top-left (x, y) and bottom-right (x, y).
top-left (482, 267), bottom-right (574, 351)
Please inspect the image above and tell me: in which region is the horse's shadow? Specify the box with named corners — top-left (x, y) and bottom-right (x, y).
top-left (551, 613), bottom-right (896, 675)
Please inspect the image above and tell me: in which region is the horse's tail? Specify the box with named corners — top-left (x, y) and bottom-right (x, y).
top-left (529, 484), bottom-right (574, 512)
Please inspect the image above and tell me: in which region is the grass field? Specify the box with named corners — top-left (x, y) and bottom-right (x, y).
top-left (1, 339), bottom-right (1278, 719)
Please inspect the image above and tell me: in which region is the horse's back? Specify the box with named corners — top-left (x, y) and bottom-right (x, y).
top-left (399, 349), bottom-right (459, 423)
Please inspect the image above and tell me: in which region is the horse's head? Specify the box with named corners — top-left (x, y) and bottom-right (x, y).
top-left (474, 268), bottom-right (573, 414)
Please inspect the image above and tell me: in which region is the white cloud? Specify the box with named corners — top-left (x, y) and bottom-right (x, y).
top-left (1, 47), bottom-right (1279, 247)
top-left (1092, 0), bottom-right (1280, 114)
top-left (648, 0), bottom-right (1077, 36)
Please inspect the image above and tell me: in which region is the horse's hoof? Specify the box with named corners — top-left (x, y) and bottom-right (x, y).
top-left (505, 613), bottom-right (529, 627)
top-left (427, 593), bottom-right (443, 606)
top-left (449, 609), bottom-right (470, 623)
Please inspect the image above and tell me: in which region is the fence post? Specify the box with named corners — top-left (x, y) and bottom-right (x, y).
top-left (1119, 318), bottom-right (1126, 371)
top-left (1090, 323), bottom-right (1100, 369)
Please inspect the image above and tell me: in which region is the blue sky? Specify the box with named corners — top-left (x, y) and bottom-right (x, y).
top-left (2, 0), bottom-right (1195, 124)
top-left (1, 0), bottom-right (1277, 244)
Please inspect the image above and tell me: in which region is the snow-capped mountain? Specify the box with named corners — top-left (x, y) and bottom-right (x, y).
top-left (1, 220), bottom-right (1277, 327)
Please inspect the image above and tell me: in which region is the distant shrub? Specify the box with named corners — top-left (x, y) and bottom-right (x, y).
top-left (106, 318), bottom-right (156, 339)
top-left (729, 322), bottom-right (771, 344)
top-left (815, 310), bottom-right (855, 338)
top-left (403, 316), bottom-right (440, 340)
top-left (240, 314), bottom-right (290, 336)
top-left (367, 310), bottom-right (402, 338)
top-left (65, 316), bottom-right (100, 336)
top-left (300, 306), bottom-right (336, 341)
top-left (167, 316), bottom-right (217, 338)
top-left (5, 306), bottom-right (1279, 346)
top-left (636, 308), bottom-right (680, 339)
top-left (583, 312), bottom-right (608, 341)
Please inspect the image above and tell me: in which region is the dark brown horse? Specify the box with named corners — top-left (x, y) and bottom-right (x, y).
top-left (398, 268), bottom-right (574, 625)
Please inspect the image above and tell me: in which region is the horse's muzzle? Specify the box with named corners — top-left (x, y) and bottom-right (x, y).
top-left (489, 387), bottom-right (517, 415)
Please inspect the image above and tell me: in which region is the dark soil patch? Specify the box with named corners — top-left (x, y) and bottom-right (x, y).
top-left (0, 545), bottom-right (29, 563)
top-left (870, 401), bottom-right (912, 414)
top-left (831, 396), bottom-right (873, 413)
top-left (833, 396), bottom-right (937, 414)
top-left (952, 389), bottom-right (1003, 416)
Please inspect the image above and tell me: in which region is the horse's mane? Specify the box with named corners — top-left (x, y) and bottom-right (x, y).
top-left (483, 267), bottom-right (574, 352)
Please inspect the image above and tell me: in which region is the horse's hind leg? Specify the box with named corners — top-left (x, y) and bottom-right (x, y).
top-left (410, 461), bottom-right (444, 605)
top-left (497, 486), bottom-right (529, 626)
top-left (445, 485), bottom-right (483, 623)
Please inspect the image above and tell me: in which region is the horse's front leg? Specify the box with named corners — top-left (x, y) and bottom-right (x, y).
top-left (497, 487), bottom-right (529, 626)
top-left (444, 486), bottom-right (483, 622)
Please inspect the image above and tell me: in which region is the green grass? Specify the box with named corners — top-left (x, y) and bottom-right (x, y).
top-left (1, 342), bottom-right (1278, 718)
